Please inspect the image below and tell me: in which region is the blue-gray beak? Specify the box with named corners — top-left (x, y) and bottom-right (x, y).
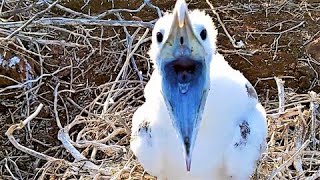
top-left (158, 0), bottom-right (209, 172)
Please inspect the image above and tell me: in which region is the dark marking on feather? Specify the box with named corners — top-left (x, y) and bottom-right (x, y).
top-left (245, 83), bottom-right (258, 99)
top-left (240, 121), bottom-right (250, 139)
top-left (138, 120), bottom-right (151, 138)
top-left (234, 121), bottom-right (251, 148)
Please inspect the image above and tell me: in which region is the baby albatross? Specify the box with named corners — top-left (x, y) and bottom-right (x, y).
top-left (130, 0), bottom-right (267, 179)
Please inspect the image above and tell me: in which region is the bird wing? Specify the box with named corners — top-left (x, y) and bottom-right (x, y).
top-left (207, 53), bottom-right (267, 179)
top-left (130, 103), bottom-right (161, 175)
top-left (130, 71), bottom-right (166, 177)
top-left (224, 103), bottom-right (267, 179)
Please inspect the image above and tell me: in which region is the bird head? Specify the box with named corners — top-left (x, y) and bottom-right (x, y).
top-left (149, 0), bottom-right (218, 172)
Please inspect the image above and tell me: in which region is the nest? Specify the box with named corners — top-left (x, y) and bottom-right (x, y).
top-left (0, 0), bottom-right (319, 179)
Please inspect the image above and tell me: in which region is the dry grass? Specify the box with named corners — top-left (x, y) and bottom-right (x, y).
top-left (0, 0), bottom-right (319, 179)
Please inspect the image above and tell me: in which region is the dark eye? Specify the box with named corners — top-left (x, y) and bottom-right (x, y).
top-left (156, 32), bottom-right (163, 43)
top-left (200, 29), bottom-right (207, 40)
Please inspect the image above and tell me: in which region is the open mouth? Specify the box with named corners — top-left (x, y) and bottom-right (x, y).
top-left (161, 56), bottom-right (207, 170)
top-left (164, 57), bottom-right (204, 94)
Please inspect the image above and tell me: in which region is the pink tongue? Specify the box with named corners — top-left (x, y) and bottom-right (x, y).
top-left (178, 83), bottom-right (190, 94)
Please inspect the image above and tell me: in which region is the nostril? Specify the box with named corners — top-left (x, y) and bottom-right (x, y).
top-left (180, 37), bottom-right (184, 45)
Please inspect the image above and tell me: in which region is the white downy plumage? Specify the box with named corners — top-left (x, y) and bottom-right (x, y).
top-left (130, 0), bottom-right (267, 179)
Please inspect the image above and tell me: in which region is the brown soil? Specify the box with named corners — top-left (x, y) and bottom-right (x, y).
top-left (44, 0), bottom-right (320, 95)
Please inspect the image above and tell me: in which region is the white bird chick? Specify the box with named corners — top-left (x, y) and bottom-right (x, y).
top-left (130, 0), bottom-right (267, 179)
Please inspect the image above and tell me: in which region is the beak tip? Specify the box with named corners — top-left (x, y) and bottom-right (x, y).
top-left (186, 155), bottom-right (191, 172)
top-left (174, 0), bottom-right (188, 28)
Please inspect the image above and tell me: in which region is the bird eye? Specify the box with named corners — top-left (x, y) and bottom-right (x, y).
top-left (200, 29), bottom-right (207, 40)
top-left (156, 32), bottom-right (163, 43)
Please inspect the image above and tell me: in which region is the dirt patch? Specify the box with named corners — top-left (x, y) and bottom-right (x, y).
top-left (0, 0), bottom-right (319, 179)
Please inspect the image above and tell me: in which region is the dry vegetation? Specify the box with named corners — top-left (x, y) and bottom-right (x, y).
top-left (0, 0), bottom-right (319, 179)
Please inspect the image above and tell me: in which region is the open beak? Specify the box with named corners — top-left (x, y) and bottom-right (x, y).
top-left (158, 0), bottom-right (209, 172)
